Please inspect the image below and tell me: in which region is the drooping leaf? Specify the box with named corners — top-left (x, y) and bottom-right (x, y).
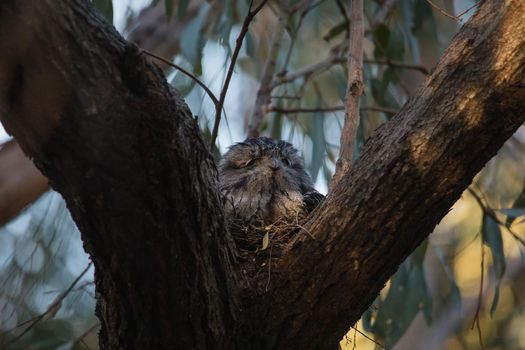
top-left (180, 8), bottom-right (208, 74)
top-left (323, 20), bottom-right (348, 42)
top-left (482, 213), bottom-right (506, 316)
top-left (308, 104), bottom-right (325, 182)
top-left (373, 24), bottom-right (390, 58)
top-left (433, 245), bottom-right (462, 311)
top-left (245, 31), bottom-right (256, 58)
top-left (262, 232), bottom-right (270, 250)
top-left (505, 185), bottom-right (525, 226)
top-left (368, 240), bottom-right (432, 347)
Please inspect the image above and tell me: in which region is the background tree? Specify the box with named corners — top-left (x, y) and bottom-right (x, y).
top-left (0, 0), bottom-right (525, 349)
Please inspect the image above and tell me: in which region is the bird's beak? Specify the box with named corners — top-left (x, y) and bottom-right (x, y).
top-left (270, 157), bottom-right (280, 170)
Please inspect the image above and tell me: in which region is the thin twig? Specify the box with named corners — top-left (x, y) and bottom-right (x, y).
top-left (72, 322), bottom-right (99, 349)
top-left (268, 105), bottom-right (398, 115)
top-left (468, 188), bottom-right (525, 247)
top-left (3, 263), bottom-right (93, 346)
top-left (272, 54), bottom-right (342, 87)
top-left (456, 2), bottom-right (480, 21)
top-left (426, 0), bottom-right (459, 21)
top-left (273, 54), bottom-right (427, 88)
top-left (247, 3), bottom-right (287, 138)
top-left (361, 106), bottom-right (398, 114)
top-left (211, 0), bottom-right (269, 147)
top-left (269, 105), bottom-right (344, 113)
top-left (141, 49), bottom-right (219, 107)
top-left (365, 58), bottom-right (429, 75)
top-left (351, 325), bottom-right (388, 349)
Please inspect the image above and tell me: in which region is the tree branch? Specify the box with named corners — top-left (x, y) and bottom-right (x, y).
top-left (332, 0), bottom-right (364, 186)
top-left (247, 2), bottom-right (287, 138)
top-left (211, 0), bottom-right (269, 147)
top-left (0, 1), bottom-right (240, 347)
top-left (249, 0), bottom-right (525, 347)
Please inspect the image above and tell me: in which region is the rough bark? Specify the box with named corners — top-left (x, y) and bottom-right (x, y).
top-left (0, 1), bottom-right (239, 348)
top-left (0, 0), bottom-right (524, 349)
top-left (253, 0), bottom-right (525, 348)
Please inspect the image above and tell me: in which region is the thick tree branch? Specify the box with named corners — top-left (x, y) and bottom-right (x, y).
top-left (0, 1), bottom-right (239, 348)
top-left (250, 0), bottom-right (525, 347)
top-left (0, 0), bottom-right (524, 349)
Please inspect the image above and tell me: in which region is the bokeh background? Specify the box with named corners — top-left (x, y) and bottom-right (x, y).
top-left (2, 0), bottom-right (525, 349)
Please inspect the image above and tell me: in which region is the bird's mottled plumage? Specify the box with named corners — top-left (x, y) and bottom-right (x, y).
top-left (219, 137), bottom-right (324, 226)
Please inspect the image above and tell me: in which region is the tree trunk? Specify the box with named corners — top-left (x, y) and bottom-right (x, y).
top-left (0, 0), bottom-right (524, 349)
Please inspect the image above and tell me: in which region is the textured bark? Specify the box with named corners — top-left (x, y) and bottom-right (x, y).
top-left (253, 0), bottom-right (525, 348)
top-left (0, 1), bottom-right (239, 348)
top-left (0, 0), bottom-right (524, 349)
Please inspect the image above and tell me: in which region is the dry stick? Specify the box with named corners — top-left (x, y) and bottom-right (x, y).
top-left (273, 54), bottom-right (427, 88)
top-left (3, 263), bottom-right (93, 347)
top-left (456, 2), bottom-right (481, 21)
top-left (351, 325), bottom-right (388, 349)
top-left (426, 0), bottom-right (459, 21)
top-left (332, 0), bottom-right (364, 186)
top-left (210, 0), bottom-right (269, 147)
top-left (141, 49), bottom-right (219, 107)
top-left (268, 105), bottom-right (397, 115)
top-left (468, 188), bottom-right (525, 247)
top-left (247, 6), bottom-right (288, 138)
top-left (72, 322), bottom-right (99, 349)
top-left (365, 58), bottom-right (429, 75)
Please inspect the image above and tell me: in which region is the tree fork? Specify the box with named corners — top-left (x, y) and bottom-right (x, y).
top-left (0, 0), bottom-right (524, 349)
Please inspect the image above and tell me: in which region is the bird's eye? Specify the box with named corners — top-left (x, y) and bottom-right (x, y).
top-left (282, 157), bottom-right (291, 166)
top-left (243, 159), bottom-right (256, 167)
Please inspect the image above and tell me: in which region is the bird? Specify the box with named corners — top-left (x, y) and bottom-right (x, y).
top-left (218, 137), bottom-right (324, 227)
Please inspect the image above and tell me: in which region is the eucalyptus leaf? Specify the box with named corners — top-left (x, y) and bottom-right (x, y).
top-left (505, 185), bottom-right (525, 226)
top-left (482, 214), bottom-right (506, 316)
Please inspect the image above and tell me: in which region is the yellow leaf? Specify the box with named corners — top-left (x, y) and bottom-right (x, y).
top-left (262, 232), bottom-right (270, 250)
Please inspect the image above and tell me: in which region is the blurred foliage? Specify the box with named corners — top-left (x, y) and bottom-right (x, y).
top-left (1, 0), bottom-right (525, 349)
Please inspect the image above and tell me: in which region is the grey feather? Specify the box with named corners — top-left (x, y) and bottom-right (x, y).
top-left (219, 137), bottom-right (324, 226)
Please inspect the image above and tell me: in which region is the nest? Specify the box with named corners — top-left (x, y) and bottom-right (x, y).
top-left (227, 212), bottom-right (313, 293)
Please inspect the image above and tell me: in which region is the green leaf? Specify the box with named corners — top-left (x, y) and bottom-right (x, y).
top-left (308, 106), bottom-right (325, 182)
top-left (180, 9), bottom-right (207, 74)
top-left (482, 214), bottom-right (506, 316)
top-left (245, 31), bottom-right (256, 58)
top-left (373, 24), bottom-right (390, 58)
top-left (93, 0), bottom-right (113, 23)
top-left (165, 0), bottom-right (174, 19)
top-left (370, 251), bottom-right (433, 347)
top-left (499, 208), bottom-right (525, 219)
top-left (385, 24), bottom-right (405, 61)
top-left (323, 20), bottom-right (348, 42)
top-left (505, 186), bottom-right (525, 226)
top-left (433, 245), bottom-right (462, 311)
